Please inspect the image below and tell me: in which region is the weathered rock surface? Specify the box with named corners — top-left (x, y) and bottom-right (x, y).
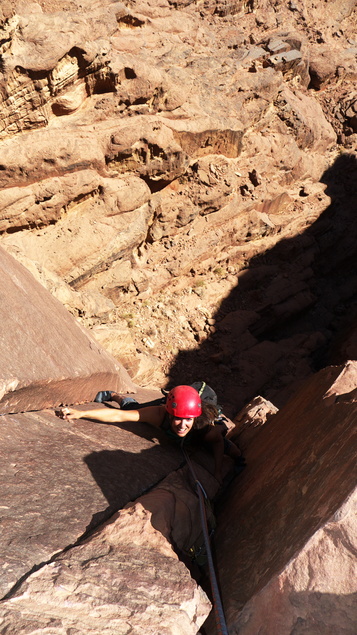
top-left (0, 404), bottom-right (184, 596)
top-left (0, 403), bottom-right (228, 632)
top-left (0, 1), bottom-right (356, 633)
top-left (0, 0), bottom-right (355, 401)
top-left (0, 246), bottom-right (135, 414)
top-left (207, 361), bottom-right (357, 634)
top-left (0, 503), bottom-right (211, 635)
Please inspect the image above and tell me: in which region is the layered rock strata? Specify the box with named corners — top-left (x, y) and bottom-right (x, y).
top-left (0, 0), bottom-right (355, 406)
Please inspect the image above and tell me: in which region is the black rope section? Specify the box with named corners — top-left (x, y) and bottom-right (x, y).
top-left (181, 445), bottom-right (229, 635)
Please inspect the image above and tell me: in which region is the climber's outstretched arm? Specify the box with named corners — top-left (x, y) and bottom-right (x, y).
top-left (55, 404), bottom-right (166, 428)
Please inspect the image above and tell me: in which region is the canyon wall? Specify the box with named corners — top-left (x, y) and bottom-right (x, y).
top-left (210, 361), bottom-right (357, 634)
top-left (0, 1), bottom-right (356, 634)
top-left (0, 0), bottom-right (355, 412)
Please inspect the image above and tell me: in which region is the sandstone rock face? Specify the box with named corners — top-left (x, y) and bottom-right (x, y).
top-left (0, 404), bottom-right (229, 632)
top-left (0, 403), bottom-right (187, 597)
top-left (0, 503), bottom-right (211, 635)
top-left (0, 1), bottom-right (356, 632)
top-left (0, 0), bottom-right (355, 401)
top-left (228, 490), bottom-right (357, 635)
top-left (209, 361), bottom-right (357, 634)
top-left (0, 246), bottom-right (135, 414)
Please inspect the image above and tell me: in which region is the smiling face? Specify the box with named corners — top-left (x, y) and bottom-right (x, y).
top-left (170, 417), bottom-right (195, 437)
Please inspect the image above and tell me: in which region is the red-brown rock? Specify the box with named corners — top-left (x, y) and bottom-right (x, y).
top-left (0, 403), bottom-right (185, 597)
top-left (0, 246), bottom-right (135, 414)
top-left (0, 503), bottom-right (211, 634)
top-left (208, 361), bottom-right (357, 634)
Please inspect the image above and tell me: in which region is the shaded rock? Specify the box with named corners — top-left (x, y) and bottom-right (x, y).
top-left (170, 124), bottom-right (243, 159)
top-left (216, 309), bottom-right (259, 335)
top-left (136, 456), bottom-right (221, 555)
top-left (209, 361), bottom-right (357, 634)
top-left (309, 48), bottom-right (339, 89)
top-left (0, 401), bottom-right (184, 597)
top-left (233, 490), bottom-right (357, 635)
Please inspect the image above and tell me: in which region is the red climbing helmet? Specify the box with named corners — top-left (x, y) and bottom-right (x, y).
top-left (165, 385), bottom-right (202, 418)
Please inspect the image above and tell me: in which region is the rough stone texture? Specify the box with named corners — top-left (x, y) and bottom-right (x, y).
top-left (228, 490), bottom-right (357, 635)
top-left (0, 2), bottom-right (356, 632)
top-left (207, 361), bottom-right (357, 634)
top-left (0, 503), bottom-right (211, 635)
top-left (0, 0), bottom-right (355, 403)
top-left (0, 404), bottom-right (188, 597)
top-left (136, 455), bottom-right (221, 554)
top-left (0, 405), bottom-right (230, 632)
top-left (227, 395), bottom-right (278, 451)
top-left (0, 246), bottom-right (135, 414)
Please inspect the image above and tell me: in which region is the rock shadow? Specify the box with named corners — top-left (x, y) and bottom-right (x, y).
top-left (82, 421), bottom-right (183, 531)
top-left (167, 153), bottom-right (357, 416)
top-left (237, 590), bottom-right (357, 634)
top-left (287, 590), bottom-right (357, 634)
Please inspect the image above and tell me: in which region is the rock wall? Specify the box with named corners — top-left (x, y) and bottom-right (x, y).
top-left (0, 241), bottom-right (226, 631)
top-left (1, 503), bottom-right (211, 635)
top-left (206, 361), bottom-right (357, 634)
top-left (0, 405), bottom-right (224, 633)
top-left (0, 246), bottom-right (136, 413)
top-left (0, 1), bottom-right (356, 634)
top-left (0, 0), bottom-right (355, 407)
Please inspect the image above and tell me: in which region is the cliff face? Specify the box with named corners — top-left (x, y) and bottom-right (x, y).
top-left (0, 0), bottom-right (356, 411)
top-left (212, 361), bottom-right (357, 634)
top-left (0, 2), bottom-right (356, 634)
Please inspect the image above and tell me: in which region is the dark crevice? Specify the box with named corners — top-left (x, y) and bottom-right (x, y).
top-left (141, 175), bottom-right (173, 194)
top-left (1, 218), bottom-right (57, 235)
top-left (117, 15), bottom-right (145, 28)
top-left (124, 67), bottom-right (137, 80)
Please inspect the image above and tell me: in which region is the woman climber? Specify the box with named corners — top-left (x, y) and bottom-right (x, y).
top-left (56, 385), bottom-right (245, 484)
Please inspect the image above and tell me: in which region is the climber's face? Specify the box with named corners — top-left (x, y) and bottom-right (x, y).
top-left (171, 417), bottom-right (195, 437)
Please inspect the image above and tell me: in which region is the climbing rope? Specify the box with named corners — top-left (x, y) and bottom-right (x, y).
top-left (181, 445), bottom-right (229, 635)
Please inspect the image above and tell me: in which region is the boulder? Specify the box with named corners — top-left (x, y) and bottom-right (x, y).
top-left (227, 395), bottom-right (279, 451)
top-left (275, 87), bottom-right (337, 151)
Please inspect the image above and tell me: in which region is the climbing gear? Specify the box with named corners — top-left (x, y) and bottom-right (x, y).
top-left (94, 391), bottom-right (114, 403)
top-left (181, 445), bottom-right (229, 635)
top-left (187, 494), bottom-right (216, 566)
top-left (191, 381), bottom-right (218, 406)
top-left (165, 385), bottom-right (202, 418)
